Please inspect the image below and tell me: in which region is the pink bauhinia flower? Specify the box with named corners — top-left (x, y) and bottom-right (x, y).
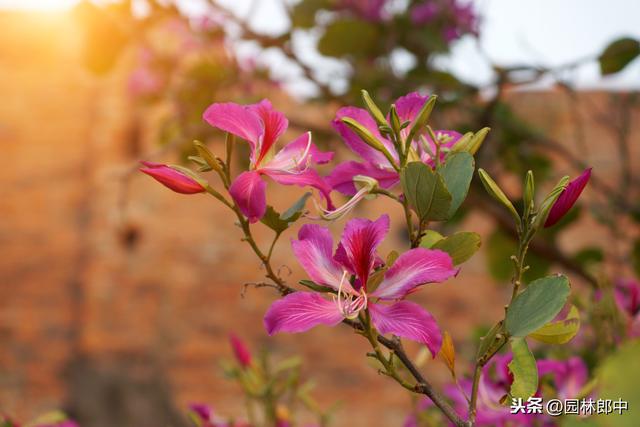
top-left (326, 92), bottom-right (461, 197)
top-left (544, 168), bottom-right (592, 227)
top-left (263, 215), bottom-right (457, 356)
top-left (140, 161), bottom-right (206, 194)
top-left (203, 100), bottom-right (334, 223)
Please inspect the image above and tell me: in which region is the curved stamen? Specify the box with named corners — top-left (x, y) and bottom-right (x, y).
top-left (335, 270), bottom-right (367, 319)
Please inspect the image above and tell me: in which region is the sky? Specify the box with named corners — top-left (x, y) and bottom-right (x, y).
top-left (2, 0), bottom-right (638, 93)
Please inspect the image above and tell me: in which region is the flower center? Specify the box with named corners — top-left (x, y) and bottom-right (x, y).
top-left (333, 270), bottom-right (368, 320)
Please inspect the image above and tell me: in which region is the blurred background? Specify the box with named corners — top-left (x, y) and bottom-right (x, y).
top-left (0, 0), bottom-right (639, 426)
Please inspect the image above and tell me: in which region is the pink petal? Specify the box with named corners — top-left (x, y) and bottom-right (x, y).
top-left (248, 99), bottom-right (288, 165)
top-left (372, 248), bottom-right (457, 300)
top-left (263, 132), bottom-right (333, 171)
top-left (264, 292), bottom-right (344, 335)
top-left (334, 215), bottom-right (389, 289)
top-left (229, 171), bottom-right (267, 223)
top-left (369, 301), bottom-right (442, 357)
top-left (544, 168), bottom-right (592, 227)
top-left (140, 162), bottom-right (205, 194)
top-left (291, 224), bottom-right (347, 291)
top-left (263, 168), bottom-right (334, 210)
top-left (202, 102), bottom-right (264, 160)
top-left (326, 160), bottom-right (400, 196)
top-left (332, 107), bottom-right (398, 167)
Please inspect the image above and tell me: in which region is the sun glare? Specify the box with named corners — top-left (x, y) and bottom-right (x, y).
top-left (0, 0), bottom-right (80, 11)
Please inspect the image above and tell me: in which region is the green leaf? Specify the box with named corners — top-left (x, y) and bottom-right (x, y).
top-left (281, 192), bottom-right (312, 221)
top-left (261, 193), bottom-right (311, 233)
top-left (400, 162), bottom-right (452, 222)
top-left (419, 230), bottom-right (444, 248)
top-left (438, 152), bottom-right (475, 218)
top-left (508, 338), bottom-right (538, 399)
top-left (599, 37), bottom-right (640, 75)
top-left (261, 206), bottom-right (290, 234)
top-left (318, 19), bottom-right (379, 57)
top-left (432, 232), bottom-right (481, 265)
top-left (505, 275), bottom-right (571, 337)
top-left (530, 305), bottom-right (580, 344)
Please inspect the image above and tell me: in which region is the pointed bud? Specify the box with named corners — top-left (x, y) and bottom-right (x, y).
top-left (140, 161), bottom-right (206, 194)
top-left (543, 168), bottom-right (592, 228)
top-left (478, 168), bottom-right (520, 223)
top-left (389, 104), bottom-right (402, 137)
top-left (406, 95), bottom-right (437, 144)
top-left (523, 170), bottom-right (535, 217)
top-left (535, 175), bottom-right (570, 229)
top-left (194, 140), bottom-right (225, 176)
top-left (361, 90), bottom-right (389, 128)
top-left (229, 334), bottom-right (252, 368)
top-left (340, 117), bottom-right (396, 167)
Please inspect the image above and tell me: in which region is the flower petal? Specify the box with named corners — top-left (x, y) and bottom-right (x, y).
top-left (263, 168), bottom-right (334, 210)
top-left (394, 92), bottom-right (430, 140)
top-left (291, 224), bottom-right (346, 291)
top-left (334, 215), bottom-right (389, 288)
top-left (372, 248), bottom-right (457, 300)
top-left (248, 99), bottom-right (288, 165)
top-left (544, 168), bottom-right (592, 227)
top-left (326, 160), bottom-right (400, 196)
top-left (264, 292), bottom-right (344, 335)
top-left (229, 171), bottom-right (267, 223)
top-left (263, 132), bottom-right (334, 171)
top-left (202, 102), bottom-right (263, 157)
top-left (333, 107), bottom-right (397, 167)
top-left (140, 161), bottom-right (205, 194)
top-left (369, 301), bottom-right (442, 357)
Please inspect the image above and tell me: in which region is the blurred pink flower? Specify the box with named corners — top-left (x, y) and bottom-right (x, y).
top-left (614, 279), bottom-right (640, 338)
top-left (264, 215), bottom-right (457, 356)
top-left (229, 334), bottom-right (252, 368)
top-left (340, 0), bottom-right (388, 22)
top-left (140, 161), bottom-right (206, 194)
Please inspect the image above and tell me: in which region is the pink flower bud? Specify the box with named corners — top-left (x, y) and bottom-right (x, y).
top-left (139, 161), bottom-right (206, 194)
top-left (544, 168), bottom-right (592, 227)
top-left (229, 334), bottom-right (252, 368)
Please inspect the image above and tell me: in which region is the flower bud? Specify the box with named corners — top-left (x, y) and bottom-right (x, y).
top-left (140, 161), bottom-right (206, 194)
top-left (543, 168), bottom-right (592, 228)
top-left (229, 334), bottom-right (252, 368)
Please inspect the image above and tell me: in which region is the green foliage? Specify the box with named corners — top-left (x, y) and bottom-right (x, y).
top-left (400, 162), bottom-right (452, 222)
top-left (260, 193), bottom-right (311, 234)
top-left (438, 152), bottom-right (475, 218)
top-left (599, 37), bottom-right (640, 75)
top-left (505, 275), bottom-right (571, 337)
top-left (486, 229), bottom-right (550, 282)
top-left (530, 305), bottom-right (580, 344)
top-left (508, 338), bottom-right (538, 399)
top-left (318, 19), bottom-right (379, 58)
top-left (431, 232), bottom-right (482, 265)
